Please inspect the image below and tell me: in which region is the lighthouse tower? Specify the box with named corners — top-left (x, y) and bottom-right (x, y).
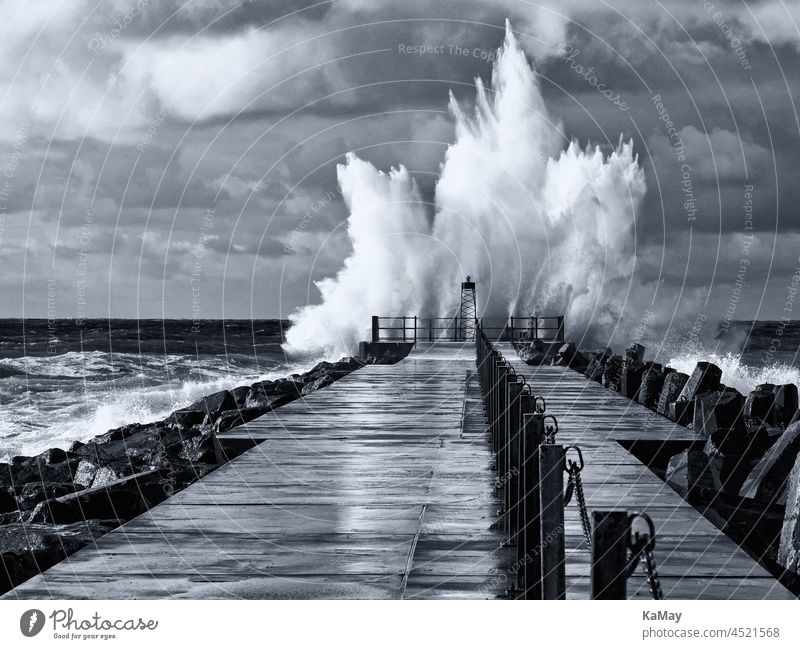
top-left (459, 276), bottom-right (477, 341)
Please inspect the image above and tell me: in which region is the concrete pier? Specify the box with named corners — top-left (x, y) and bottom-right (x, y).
top-left (2, 342), bottom-right (793, 599)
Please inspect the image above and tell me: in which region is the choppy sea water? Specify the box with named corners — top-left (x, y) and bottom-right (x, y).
top-left (0, 319), bottom-right (297, 460)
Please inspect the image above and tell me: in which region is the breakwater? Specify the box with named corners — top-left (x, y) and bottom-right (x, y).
top-left (516, 338), bottom-right (800, 591)
top-left (0, 349), bottom-right (416, 594)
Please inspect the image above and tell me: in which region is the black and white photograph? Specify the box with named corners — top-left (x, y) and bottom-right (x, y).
top-left (0, 0), bottom-right (799, 644)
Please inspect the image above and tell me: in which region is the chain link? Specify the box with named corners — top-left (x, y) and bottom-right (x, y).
top-left (563, 446), bottom-right (591, 548)
top-left (626, 513), bottom-right (664, 600)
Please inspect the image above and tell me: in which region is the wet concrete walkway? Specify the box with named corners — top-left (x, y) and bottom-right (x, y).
top-left (5, 343), bottom-right (510, 599)
top-left (495, 343), bottom-right (794, 600)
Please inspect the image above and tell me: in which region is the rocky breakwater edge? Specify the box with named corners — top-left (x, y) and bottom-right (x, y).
top-left (516, 338), bottom-right (800, 593)
top-left (0, 344), bottom-right (409, 594)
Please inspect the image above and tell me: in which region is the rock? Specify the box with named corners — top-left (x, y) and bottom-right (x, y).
top-left (553, 342), bottom-right (588, 369)
top-left (656, 371), bottom-right (689, 416)
top-left (272, 379), bottom-right (305, 397)
top-left (665, 448), bottom-right (716, 499)
top-left (621, 361), bottom-right (645, 400)
top-left (14, 482), bottom-right (76, 510)
top-left (245, 383), bottom-right (295, 409)
top-left (0, 520), bottom-right (117, 594)
top-left (214, 408), bottom-right (261, 433)
top-left (740, 421), bottom-right (800, 504)
top-left (230, 385), bottom-right (251, 409)
top-left (34, 448), bottom-right (72, 464)
top-left (167, 390), bottom-right (237, 428)
top-left (357, 341), bottom-right (414, 364)
top-left (744, 384), bottom-right (787, 432)
top-left (73, 459), bottom-right (99, 489)
top-left (637, 365), bottom-right (667, 409)
top-left (0, 489), bottom-right (16, 514)
top-left (584, 351), bottom-right (609, 382)
top-left (624, 343), bottom-right (645, 364)
top-left (91, 422), bottom-right (161, 444)
top-left (518, 342), bottom-right (546, 365)
top-left (28, 469), bottom-right (168, 525)
top-left (778, 452), bottom-right (800, 573)
top-left (693, 389), bottom-right (746, 445)
top-left (774, 384), bottom-right (799, 427)
top-left (0, 457), bottom-right (79, 489)
top-left (601, 356), bottom-right (623, 392)
top-left (68, 440), bottom-right (85, 453)
top-left (301, 373), bottom-right (334, 395)
top-left (179, 432), bottom-right (217, 464)
top-left (672, 398), bottom-right (694, 426)
top-left (678, 362), bottom-right (722, 403)
top-left (703, 437), bottom-right (752, 494)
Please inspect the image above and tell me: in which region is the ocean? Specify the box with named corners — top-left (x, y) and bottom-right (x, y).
top-left (0, 319), bottom-right (298, 461)
top-left (1, 318), bottom-right (799, 461)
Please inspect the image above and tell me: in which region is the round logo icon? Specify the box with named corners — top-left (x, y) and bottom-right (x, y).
top-left (20, 609), bottom-right (45, 637)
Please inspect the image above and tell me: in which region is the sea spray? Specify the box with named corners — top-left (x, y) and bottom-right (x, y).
top-left (285, 21), bottom-right (648, 358)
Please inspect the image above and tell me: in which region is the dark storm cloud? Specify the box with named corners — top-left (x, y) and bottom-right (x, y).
top-left (1, 0), bottom-right (799, 318)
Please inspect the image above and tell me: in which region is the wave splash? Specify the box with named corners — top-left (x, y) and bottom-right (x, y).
top-left (284, 21), bottom-right (647, 358)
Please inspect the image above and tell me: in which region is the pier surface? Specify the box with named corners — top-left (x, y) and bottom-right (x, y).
top-left (495, 343), bottom-right (792, 599)
top-left (5, 343), bottom-right (510, 599)
top-left (4, 343), bottom-right (793, 599)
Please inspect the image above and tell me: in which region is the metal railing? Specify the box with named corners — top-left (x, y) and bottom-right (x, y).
top-left (371, 315), bottom-right (565, 343)
top-left (475, 322), bottom-right (662, 600)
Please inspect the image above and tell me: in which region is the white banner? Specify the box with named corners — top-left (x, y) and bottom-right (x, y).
top-left (0, 600), bottom-right (797, 648)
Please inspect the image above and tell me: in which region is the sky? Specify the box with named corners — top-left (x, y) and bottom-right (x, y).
top-left (0, 0), bottom-right (799, 327)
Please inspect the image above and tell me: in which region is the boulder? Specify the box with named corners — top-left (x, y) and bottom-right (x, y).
top-left (601, 356), bottom-right (623, 392)
top-left (678, 362), bottom-right (722, 403)
top-left (703, 437), bottom-right (752, 494)
top-left (230, 386), bottom-right (251, 409)
top-left (693, 389), bottom-right (746, 445)
top-left (778, 452), bottom-right (800, 574)
top-left (0, 520), bottom-right (116, 594)
top-left (740, 421), bottom-right (800, 504)
top-left (301, 373), bottom-right (335, 395)
top-left (213, 407), bottom-right (268, 433)
top-left (179, 432), bottom-right (218, 464)
top-left (621, 361), bottom-right (645, 400)
top-left (0, 457), bottom-right (79, 489)
top-left (517, 342), bottom-right (546, 365)
top-left (163, 391), bottom-right (238, 429)
top-left (91, 422), bottom-right (164, 445)
top-left (637, 365), bottom-right (667, 409)
top-left (68, 440), bottom-right (85, 453)
top-left (14, 481), bottom-right (76, 510)
top-left (27, 469), bottom-right (167, 525)
top-left (357, 341), bottom-right (414, 364)
top-left (553, 342), bottom-right (588, 369)
top-left (0, 489), bottom-right (16, 514)
top-left (671, 398), bottom-right (694, 426)
top-left (584, 351), bottom-right (609, 382)
top-left (665, 448), bottom-right (716, 499)
top-left (744, 383), bottom-right (789, 432)
top-left (245, 383), bottom-right (295, 409)
top-left (774, 384), bottom-right (799, 426)
top-left (656, 371), bottom-right (689, 416)
top-left (624, 343), bottom-right (645, 364)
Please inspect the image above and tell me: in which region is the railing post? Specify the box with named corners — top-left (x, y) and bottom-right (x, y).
top-left (534, 317), bottom-right (539, 341)
top-left (539, 443), bottom-right (566, 600)
top-left (510, 316), bottom-right (514, 342)
top-left (504, 377), bottom-right (523, 538)
top-left (413, 315), bottom-right (417, 343)
top-left (519, 401), bottom-right (544, 599)
top-left (429, 318), bottom-right (433, 342)
top-left (557, 316), bottom-right (565, 342)
top-left (371, 316), bottom-right (379, 342)
top-left (591, 511), bottom-right (630, 600)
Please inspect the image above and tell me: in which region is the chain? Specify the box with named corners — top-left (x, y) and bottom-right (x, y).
top-left (627, 513), bottom-right (664, 600)
top-left (642, 545), bottom-right (664, 600)
top-left (563, 446), bottom-right (591, 547)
